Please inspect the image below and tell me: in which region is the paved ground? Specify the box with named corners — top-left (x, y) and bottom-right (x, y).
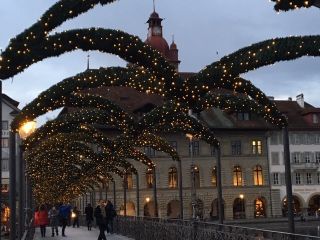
top-left (33, 226), bottom-right (133, 240)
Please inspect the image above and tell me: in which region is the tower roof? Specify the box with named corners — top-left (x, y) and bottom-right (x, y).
top-left (145, 36), bottom-right (169, 57)
top-left (147, 11), bottom-right (163, 23)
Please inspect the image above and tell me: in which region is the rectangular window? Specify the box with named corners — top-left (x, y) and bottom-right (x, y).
top-left (271, 152), bottom-right (280, 165)
top-left (316, 152), bottom-right (320, 163)
top-left (316, 134), bottom-right (320, 144)
top-left (292, 134), bottom-right (300, 145)
top-left (304, 152), bottom-right (311, 163)
top-left (270, 132), bottom-right (279, 145)
top-left (273, 173), bottom-right (279, 185)
top-left (144, 146), bottom-right (156, 157)
top-left (231, 140), bottom-right (241, 155)
top-left (252, 140), bottom-right (262, 155)
top-left (237, 112), bottom-right (250, 121)
top-left (292, 152), bottom-right (300, 164)
top-left (295, 173), bottom-right (301, 185)
top-left (210, 145), bottom-right (217, 157)
top-left (313, 114), bottom-right (319, 124)
top-left (1, 138), bottom-right (9, 148)
top-left (1, 159), bottom-right (9, 171)
top-left (318, 173), bottom-right (320, 184)
top-left (1, 121), bottom-right (8, 130)
top-left (189, 141), bottom-right (199, 156)
top-left (307, 134), bottom-right (315, 145)
top-left (306, 173), bottom-right (312, 185)
top-left (169, 141), bottom-right (177, 151)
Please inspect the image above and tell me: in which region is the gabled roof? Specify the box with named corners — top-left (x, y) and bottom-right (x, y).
top-left (1, 93), bottom-right (20, 112)
top-left (274, 100), bottom-right (320, 130)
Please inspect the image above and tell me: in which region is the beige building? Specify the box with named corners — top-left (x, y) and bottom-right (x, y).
top-left (74, 9), bottom-right (282, 220)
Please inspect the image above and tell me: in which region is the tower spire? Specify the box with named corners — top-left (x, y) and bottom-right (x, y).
top-left (87, 54), bottom-right (90, 70)
top-left (153, 0), bottom-right (156, 12)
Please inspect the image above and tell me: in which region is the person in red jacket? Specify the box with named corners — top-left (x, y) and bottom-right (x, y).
top-left (37, 205), bottom-right (49, 237)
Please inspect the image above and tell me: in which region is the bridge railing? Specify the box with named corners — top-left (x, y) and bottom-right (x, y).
top-left (114, 216), bottom-right (320, 240)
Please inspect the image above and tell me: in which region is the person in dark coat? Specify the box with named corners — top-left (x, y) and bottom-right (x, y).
top-left (72, 206), bottom-right (80, 228)
top-left (48, 206), bottom-right (59, 237)
top-left (105, 200), bottom-right (116, 234)
top-left (85, 203), bottom-right (94, 231)
top-left (94, 200), bottom-right (107, 240)
top-left (59, 203), bottom-right (72, 237)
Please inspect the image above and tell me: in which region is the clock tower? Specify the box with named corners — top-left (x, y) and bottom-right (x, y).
top-left (147, 11), bottom-right (163, 38)
top-left (145, 10), bottom-right (180, 71)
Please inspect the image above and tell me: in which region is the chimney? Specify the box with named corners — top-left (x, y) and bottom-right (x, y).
top-left (288, 97), bottom-right (292, 101)
top-left (268, 96), bottom-right (274, 101)
top-left (296, 94), bottom-right (304, 108)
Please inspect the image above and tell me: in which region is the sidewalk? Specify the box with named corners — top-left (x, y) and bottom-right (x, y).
top-left (33, 226), bottom-right (133, 240)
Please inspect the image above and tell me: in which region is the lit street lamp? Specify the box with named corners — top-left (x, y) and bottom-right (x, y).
top-left (186, 133), bottom-right (197, 220)
top-left (17, 121), bottom-right (36, 239)
top-left (239, 194), bottom-right (245, 219)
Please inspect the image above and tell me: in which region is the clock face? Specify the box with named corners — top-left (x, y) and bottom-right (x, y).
top-left (152, 27), bottom-right (162, 36)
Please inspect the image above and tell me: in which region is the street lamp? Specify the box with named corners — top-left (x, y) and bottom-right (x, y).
top-left (186, 133), bottom-right (197, 220)
top-left (239, 194), bottom-right (244, 219)
top-left (18, 121), bottom-right (36, 239)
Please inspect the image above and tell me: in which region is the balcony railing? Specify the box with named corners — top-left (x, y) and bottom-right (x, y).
top-left (115, 216), bottom-right (320, 240)
top-left (291, 162), bottom-right (319, 170)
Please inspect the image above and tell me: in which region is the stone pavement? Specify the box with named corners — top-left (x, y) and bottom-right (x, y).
top-left (33, 226), bottom-right (133, 240)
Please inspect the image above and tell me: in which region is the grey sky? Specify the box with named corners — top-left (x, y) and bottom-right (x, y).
top-left (1, 0), bottom-right (320, 124)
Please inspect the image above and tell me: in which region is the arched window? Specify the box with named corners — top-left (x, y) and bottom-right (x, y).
top-left (254, 198), bottom-right (266, 218)
top-left (233, 166), bottom-right (242, 186)
top-left (253, 165), bottom-right (263, 186)
top-left (146, 168), bottom-right (153, 188)
top-left (191, 165), bottom-right (200, 188)
top-left (211, 167), bottom-right (217, 187)
top-left (233, 198), bottom-right (246, 219)
top-left (168, 167), bottom-right (178, 188)
top-left (125, 172), bottom-right (133, 189)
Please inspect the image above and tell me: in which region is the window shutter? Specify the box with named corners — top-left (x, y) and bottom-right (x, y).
top-left (280, 173), bottom-right (286, 185)
top-left (311, 152), bottom-right (315, 163)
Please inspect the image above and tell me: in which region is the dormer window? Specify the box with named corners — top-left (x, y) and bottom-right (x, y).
top-left (313, 114), bottom-right (319, 124)
top-left (237, 112), bottom-right (250, 121)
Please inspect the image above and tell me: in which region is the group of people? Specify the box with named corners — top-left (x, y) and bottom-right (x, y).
top-left (92, 200), bottom-right (117, 240)
top-left (34, 200), bottom-right (116, 239)
top-left (34, 203), bottom-right (77, 237)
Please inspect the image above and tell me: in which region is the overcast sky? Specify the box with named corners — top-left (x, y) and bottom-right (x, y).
top-left (1, 0), bottom-right (320, 124)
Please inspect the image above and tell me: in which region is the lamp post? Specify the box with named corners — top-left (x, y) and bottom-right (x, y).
top-left (152, 166), bottom-right (158, 217)
top-left (17, 121), bottom-right (36, 239)
top-left (0, 79), bottom-right (2, 240)
top-left (135, 173), bottom-right (140, 217)
top-left (178, 160), bottom-right (183, 219)
top-left (113, 180), bottom-right (116, 211)
top-left (239, 194), bottom-right (244, 219)
top-left (186, 133), bottom-right (197, 220)
top-left (123, 173), bottom-right (127, 216)
top-left (283, 127), bottom-right (295, 233)
top-left (216, 146), bottom-right (224, 224)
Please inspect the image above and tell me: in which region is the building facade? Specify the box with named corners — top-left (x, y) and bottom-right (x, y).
top-left (268, 94), bottom-right (320, 217)
top-left (1, 94), bottom-right (20, 200)
top-left (74, 9), bottom-right (284, 220)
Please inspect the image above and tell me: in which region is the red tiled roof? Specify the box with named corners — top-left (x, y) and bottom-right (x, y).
top-left (274, 100), bottom-right (320, 130)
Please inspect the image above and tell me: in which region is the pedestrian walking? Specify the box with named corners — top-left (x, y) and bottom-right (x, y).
top-left (59, 203), bottom-right (72, 237)
top-left (48, 206), bottom-right (59, 237)
top-left (85, 203), bottom-right (94, 231)
top-left (94, 200), bottom-right (107, 240)
top-left (105, 200), bottom-right (116, 234)
top-left (72, 206), bottom-right (80, 228)
top-left (37, 205), bottom-right (49, 238)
